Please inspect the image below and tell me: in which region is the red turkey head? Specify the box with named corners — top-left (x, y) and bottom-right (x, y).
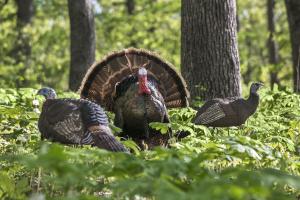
top-left (138, 67), bottom-right (151, 95)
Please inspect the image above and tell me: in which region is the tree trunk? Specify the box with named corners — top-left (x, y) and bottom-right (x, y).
top-left (181, 0), bottom-right (241, 100)
top-left (267, 0), bottom-right (280, 89)
top-left (126, 0), bottom-right (135, 15)
top-left (14, 0), bottom-right (34, 87)
top-left (68, 0), bottom-right (95, 91)
top-left (125, 0), bottom-right (137, 47)
top-left (16, 0), bottom-right (33, 26)
top-left (236, 0), bottom-right (240, 32)
top-left (285, 0), bottom-right (300, 92)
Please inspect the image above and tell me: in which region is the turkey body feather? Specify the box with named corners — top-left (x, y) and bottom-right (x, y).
top-left (193, 83), bottom-right (263, 127)
top-left (114, 76), bottom-right (169, 139)
top-left (79, 48), bottom-right (189, 149)
top-left (38, 97), bottom-right (128, 152)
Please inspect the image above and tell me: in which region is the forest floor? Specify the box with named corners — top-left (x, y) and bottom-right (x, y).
top-left (1, 87), bottom-right (300, 199)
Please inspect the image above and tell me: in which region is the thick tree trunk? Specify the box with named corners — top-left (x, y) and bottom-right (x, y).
top-left (68, 0), bottom-right (95, 91)
top-left (14, 0), bottom-right (34, 87)
top-left (181, 0), bottom-right (241, 100)
top-left (285, 0), bottom-right (300, 92)
top-left (267, 0), bottom-right (280, 89)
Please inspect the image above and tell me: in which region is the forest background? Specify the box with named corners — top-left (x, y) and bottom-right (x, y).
top-left (0, 0), bottom-right (294, 91)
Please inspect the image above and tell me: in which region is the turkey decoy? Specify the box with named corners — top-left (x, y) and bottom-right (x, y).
top-left (193, 82), bottom-right (264, 127)
top-left (37, 87), bottom-right (128, 152)
top-left (79, 48), bottom-right (190, 149)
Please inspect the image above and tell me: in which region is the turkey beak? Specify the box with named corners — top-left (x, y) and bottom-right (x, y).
top-left (37, 89), bottom-right (46, 98)
top-left (258, 83), bottom-right (264, 88)
top-left (36, 89), bottom-right (42, 96)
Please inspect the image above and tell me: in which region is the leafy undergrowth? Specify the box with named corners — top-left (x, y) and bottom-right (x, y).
top-left (1, 87), bottom-right (300, 200)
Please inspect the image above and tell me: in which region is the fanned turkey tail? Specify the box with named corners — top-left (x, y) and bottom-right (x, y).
top-left (92, 132), bottom-right (128, 152)
top-left (79, 48), bottom-right (190, 111)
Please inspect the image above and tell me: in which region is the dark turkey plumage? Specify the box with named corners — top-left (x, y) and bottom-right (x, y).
top-left (193, 82), bottom-right (263, 127)
top-left (37, 88), bottom-right (128, 152)
top-left (79, 48), bottom-right (190, 149)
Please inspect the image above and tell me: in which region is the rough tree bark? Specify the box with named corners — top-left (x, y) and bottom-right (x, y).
top-left (285, 0), bottom-right (300, 92)
top-left (14, 0), bottom-right (34, 87)
top-left (181, 0), bottom-right (241, 100)
top-left (68, 0), bottom-right (95, 91)
top-left (267, 0), bottom-right (280, 89)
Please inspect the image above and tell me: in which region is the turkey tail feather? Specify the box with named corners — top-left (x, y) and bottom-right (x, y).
top-left (92, 132), bottom-right (128, 152)
top-left (79, 48), bottom-right (190, 111)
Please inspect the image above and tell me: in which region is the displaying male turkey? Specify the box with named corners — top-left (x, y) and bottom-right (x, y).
top-left (37, 87), bottom-right (128, 152)
top-left (193, 82), bottom-right (264, 127)
top-left (79, 48), bottom-right (190, 149)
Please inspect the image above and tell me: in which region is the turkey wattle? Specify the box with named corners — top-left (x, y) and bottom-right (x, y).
top-left (79, 48), bottom-right (190, 149)
top-left (37, 87), bottom-right (128, 152)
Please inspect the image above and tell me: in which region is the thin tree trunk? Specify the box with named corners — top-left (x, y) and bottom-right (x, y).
top-left (126, 0), bottom-right (135, 15)
top-left (285, 0), bottom-right (300, 92)
top-left (181, 0), bottom-right (241, 100)
top-left (125, 0), bottom-right (137, 47)
top-left (68, 0), bottom-right (95, 91)
top-left (267, 0), bottom-right (280, 89)
top-left (16, 0), bottom-right (33, 25)
top-left (14, 0), bottom-right (34, 87)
